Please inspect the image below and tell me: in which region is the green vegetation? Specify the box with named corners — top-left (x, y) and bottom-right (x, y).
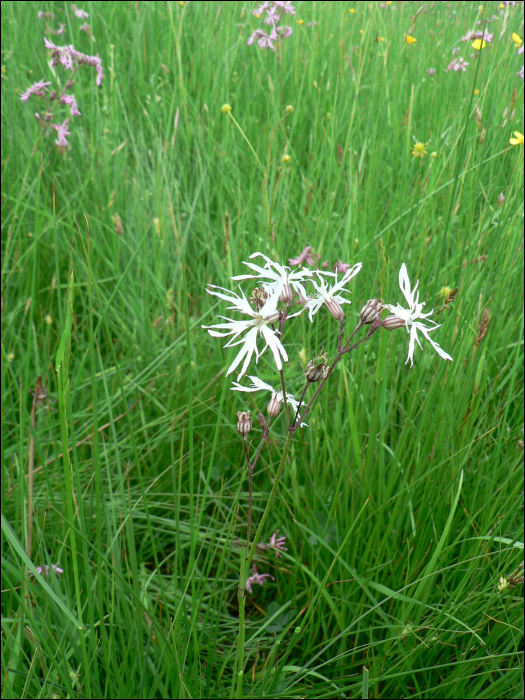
top-left (1, 1), bottom-right (523, 698)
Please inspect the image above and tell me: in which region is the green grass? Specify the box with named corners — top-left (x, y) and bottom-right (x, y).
top-left (1, 1), bottom-right (523, 698)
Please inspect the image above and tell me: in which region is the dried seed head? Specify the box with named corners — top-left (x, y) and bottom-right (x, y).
top-left (359, 298), bottom-right (385, 325)
top-left (382, 315), bottom-right (407, 330)
top-left (476, 308), bottom-right (490, 346)
top-left (236, 411), bottom-right (252, 437)
top-left (305, 351), bottom-right (329, 383)
top-left (267, 394), bottom-right (282, 417)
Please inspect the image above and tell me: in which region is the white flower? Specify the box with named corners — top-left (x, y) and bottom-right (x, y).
top-left (231, 252), bottom-right (312, 304)
top-left (202, 285), bottom-right (287, 379)
top-left (306, 263), bottom-right (362, 321)
top-left (386, 263), bottom-right (453, 367)
top-left (231, 375), bottom-right (308, 427)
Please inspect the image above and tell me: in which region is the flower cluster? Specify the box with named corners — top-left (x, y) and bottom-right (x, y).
top-left (19, 37), bottom-right (103, 151)
top-left (247, 1), bottom-right (296, 51)
top-left (29, 563), bottom-right (64, 578)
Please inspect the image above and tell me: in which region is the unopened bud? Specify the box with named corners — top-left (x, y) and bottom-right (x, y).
top-left (267, 393), bottom-right (282, 417)
top-left (382, 315), bottom-right (406, 330)
top-left (65, 78), bottom-right (75, 91)
top-left (497, 193), bottom-right (505, 207)
top-left (49, 90), bottom-right (57, 102)
top-left (325, 298), bottom-right (345, 320)
top-left (258, 411), bottom-right (267, 432)
top-left (280, 282), bottom-right (293, 304)
top-left (305, 352), bottom-right (329, 383)
top-left (359, 298), bottom-right (385, 325)
top-left (236, 411), bottom-right (252, 437)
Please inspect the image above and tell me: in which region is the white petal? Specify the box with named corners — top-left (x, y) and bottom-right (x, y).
top-left (417, 324), bottom-right (453, 361)
top-left (398, 263), bottom-right (415, 308)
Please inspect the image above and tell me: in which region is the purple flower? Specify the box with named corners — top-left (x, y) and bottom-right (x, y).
top-left (518, 45), bottom-right (524, 56)
top-left (20, 80), bottom-right (52, 102)
top-left (460, 30), bottom-right (493, 43)
top-left (289, 246), bottom-right (317, 266)
top-left (428, 68), bottom-right (436, 76)
top-left (29, 563), bottom-right (64, 578)
top-left (518, 65), bottom-right (524, 80)
top-left (264, 6), bottom-right (281, 26)
top-left (245, 564), bottom-right (275, 594)
top-left (248, 28), bottom-right (276, 50)
top-left (268, 530), bottom-right (287, 557)
top-left (278, 25), bottom-right (293, 38)
top-left (451, 47), bottom-right (460, 55)
top-left (50, 118), bottom-right (71, 147)
top-left (273, 0), bottom-right (297, 14)
top-left (69, 47), bottom-right (104, 85)
top-left (59, 94), bottom-right (81, 116)
top-left (44, 38), bottom-right (104, 85)
top-left (446, 57), bottom-right (469, 72)
top-left (57, 23), bottom-right (66, 35)
top-left (253, 1), bottom-right (270, 15)
top-left (71, 4), bottom-right (89, 19)
top-left (332, 259), bottom-right (352, 273)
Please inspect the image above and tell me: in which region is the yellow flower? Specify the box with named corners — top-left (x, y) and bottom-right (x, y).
top-left (405, 34), bottom-right (417, 45)
top-left (221, 104), bottom-right (232, 114)
top-left (377, 36), bottom-right (386, 42)
top-left (472, 39), bottom-right (486, 50)
top-left (360, 29), bottom-right (364, 34)
top-left (297, 19), bottom-right (304, 24)
top-left (509, 131), bottom-right (524, 146)
top-left (179, 1), bottom-right (184, 5)
top-left (7, 353), bottom-right (15, 362)
top-left (349, 8), bottom-right (356, 13)
top-left (45, 314), bottom-right (53, 325)
top-left (497, 577), bottom-right (508, 592)
top-left (474, 88), bottom-right (480, 95)
top-left (498, 3), bottom-right (504, 8)
top-left (411, 142), bottom-right (427, 158)
top-left (282, 154), bottom-right (291, 164)
top-left (512, 33), bottom-right (523, 48)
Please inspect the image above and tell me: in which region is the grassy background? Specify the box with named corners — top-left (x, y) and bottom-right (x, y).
top-left (1, 1), bottom-right (523, 698)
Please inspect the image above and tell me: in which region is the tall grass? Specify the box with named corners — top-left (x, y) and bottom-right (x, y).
top-left (1, 1), bottom-right (523, 698)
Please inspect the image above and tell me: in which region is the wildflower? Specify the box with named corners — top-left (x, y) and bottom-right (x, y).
top-left (282, 154), bottom-right (291, 163)
top-left (474, 88), bottom-right (480, 95)
top-left (509, 131), bottom-right (524, 145)
top-left (44, 38), bottom-right (104, 86)
top-left (428, 68), bottom-right (436, 76)
top-left (274, 1), bottom-right (297, 15)
top-left (231, 375), bottom-right (307, 424)
top-left (512, 32), bottom-right (522, 47)
top-left (518, 66), bottom-right (524, 80)
top-left (497, 576), bottom-right (508, 592)
top-left (59, 93), bottom-right (81, 116)
top-left (236, 410), bottom-right (252, 436)
top-left (377, 36), bottom-right (386, 42)
top-left (472, 39), bottom-right (486, 50)
top-left (405, 35), bottom-right (417, 45)
top-left (247, 27), bottom-right (277, 50)
top-left (221, 103), bottom-right (232, 113)
top-left (460, 30), bottom-right (493, 43)
top-left (71, 4), bottom-right (89, 19)
top-left (305, 351), bottom-right (329, 382)
top-left (384, 263), bottom-right (453, 367)
top-left (445, 57), bottom-right (469, 72)
top-left (411, 142), bottom-right (427, 157)
top-left (203, 285), bottom-right (287, 379)
top-left (79, 22), bottom-right (90, 33)
top-left (245, 564), bottom-right (274, 594)
top-left (258, 530), bottom-right (288, 557)
top-left (349, 8), bottom-right (356, 13)
top-left (306, 264), bottom-right (362, 322)
top-left (29, 564), bottom-right (64, 578)
top-left (50, 118), bottom-right (71, 148)
top-left (231, 252), bottom-right (312, 304)
top-left (359, 299), bottom-right (386, 325)
top-left (288, 246), bottom-right (317, 267)
top-left (296, 19), bottom-right (304, 25)
top-left (19, 80), bottom-right (52, 102)
top-left (332, 259), bottom-right (352, 273)
top-left (57, 24), bottom-right (66, 35)
top-left (499, 2), bottom-right (505, 7)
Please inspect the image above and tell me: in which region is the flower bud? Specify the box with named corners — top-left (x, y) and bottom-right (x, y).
top-left (382, 315), bottom-right (407, 330)
top-left (280, 282), bottom-right (293, 304)
top-left (221, 103), bottom-right (232, 114)
top-left (305, 352), bottom-right (329, 383)
top-left (236, 411), bottom-right (252, 437)
top-left (258, 411), bottom-right (267, 432)
top-left (282, 154), bottom-right (291, 164)
top-left (267, 393), bottom-right (282, 417)
top-left (49, 90), bottom-right (57, 102)
top-left (359, 298), bottom-right (385, 325)
top-left (325, 298), bottom-right (345, 320)
top-left (497, 193), bottom-right (505, 207)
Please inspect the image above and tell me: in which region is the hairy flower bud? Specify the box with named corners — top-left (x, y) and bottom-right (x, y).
top-left (382, 315), bottom-right (407, 330)
top-left (236, 411), bottom-right (252, 437)
top-left (359, 298), bottom-right (385, 325)
top-left (267, 394), bottom-right (282, 417)
top-left (305, 352), bottom-right (329, 383)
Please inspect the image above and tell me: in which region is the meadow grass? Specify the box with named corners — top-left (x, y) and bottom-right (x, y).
top-left (1, 1), bottom-right (523, 698)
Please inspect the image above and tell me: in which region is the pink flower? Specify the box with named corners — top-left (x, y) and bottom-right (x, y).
top-left (71, 4), bottom-right (89, 19)
top-left (57, 23), bottom-right (66, 35)
top-left (59, 93), bottom-right (81, 116)
top-left (50, 118), bottom-right (71, 147)
top-left (264, 6), bottom-right (281, 25)
top-left (518, 45), bottom-right (524, 56)
top-left (451, 47), bottom-right (460, 55)
top-left (518, 66), bottom-right (524, 80)
top-left (278, 25), bottom-right (293, 38)
top-left (289, 246), bottom-right (317, 266)
top-left (245, 564), bottom-right (274, 594)
top-left (460, 30), bottom-right (493, 44)
top-left (29, 563), bottom-right (64, 578)
top-left (253, 1), bottom-right (270, 15)
top-left (268, 530), bottom-right (287, 557)
top-left (20, 80), bottom-right (52, 102)
top-left (80, 22), bottom-right (90, 33)
top-left (428, 68), bottom-right (436, 76)
top-left (446, 57), bottom-right (469, 72)
top-left (273, 0), bottom-right (296, 14)
top-left (332, 259), bottom-right (352, 273)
